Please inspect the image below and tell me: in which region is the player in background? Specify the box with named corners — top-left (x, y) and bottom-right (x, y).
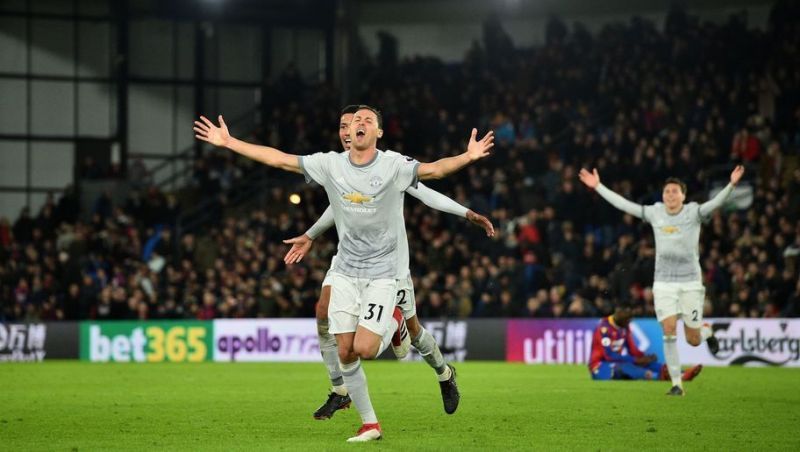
top-left (282, 105), bottom-right (495, 420)
top-left (589, 302), bottom-right (702, 382)
top-left (578, 165), bottom-right (744, 396)
top-left (194, 106), bottom-right (494, 441)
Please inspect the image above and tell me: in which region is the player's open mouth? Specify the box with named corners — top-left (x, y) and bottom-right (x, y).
top-left (356, 127), bottom-right (366, 137)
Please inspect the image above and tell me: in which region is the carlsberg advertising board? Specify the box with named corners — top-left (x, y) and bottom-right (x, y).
top-left (678, 319), bottom-right (800, 367)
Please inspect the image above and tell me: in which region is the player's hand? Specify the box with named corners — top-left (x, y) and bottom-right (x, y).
top-left (194, 115), bottom-right (231, 147)
top-left (578, 168), bottom-right (600, 189)
top-left (282, 234), bottom-right (313, 265)
top-left (730, 165), bottom-right (745, 185)
top-left (466, 210), bottom-right (495, 237)
top-left (465, 129), bottom-right (495, 162)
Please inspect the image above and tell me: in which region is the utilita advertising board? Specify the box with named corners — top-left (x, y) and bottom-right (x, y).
top-left (506, 319), bottom-right (664, 364)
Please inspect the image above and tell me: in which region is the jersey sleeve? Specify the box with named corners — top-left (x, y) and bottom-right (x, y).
top-left (625, 331), bottom-right (644, 358)
top-left (642, 203), bottom-right (659, 224)
top-left (688, 202), bottom-right (704, 224)
top-left (406, 183), bottom-right (469, 217)
top-left (596, 183), bottom-right (646, 219)
top-left (306, 206), bottom-right (335, 240)
top-left (393, 155), bottom-right (420, 191)
top-left (698, 183), bottom-right (734, 221)
top-left (298, 152), bottom-right (332, 185)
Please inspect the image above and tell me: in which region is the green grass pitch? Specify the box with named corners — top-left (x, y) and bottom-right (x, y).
top-left (1, 362), bottom-right (798, 451)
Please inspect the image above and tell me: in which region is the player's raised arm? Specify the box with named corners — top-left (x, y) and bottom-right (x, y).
top-left (698, 165), bottom-right (744, 218)
top-left (416, 129), bottom-right (494, 180)
top-left (579, 168), bottom-right (645, 219)
top-left (194, 115), bottom-right (302, 174)
top-left (282, 206), bottom-right (335, 264)
top-left (407, 183), bottom-right (495, 237)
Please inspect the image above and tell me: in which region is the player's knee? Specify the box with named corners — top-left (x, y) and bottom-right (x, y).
top-left (338, 348), bottom-right (357, 364)
top-left (686, 334), bottom-right (702, 347)
top-left (661, 323), bottom-right (677, 336)
top-left (353, 342), bottom-right (377, 360)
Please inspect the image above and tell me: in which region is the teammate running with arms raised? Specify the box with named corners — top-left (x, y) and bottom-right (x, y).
top-left (579, 165), bottom-right (744, 395)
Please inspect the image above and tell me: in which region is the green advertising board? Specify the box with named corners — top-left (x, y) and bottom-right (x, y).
top-left (80, 321), bottom-right (213, 362)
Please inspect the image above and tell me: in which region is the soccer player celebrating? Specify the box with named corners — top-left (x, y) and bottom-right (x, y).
top-left (281, 105), bottom-right (495, 421)
top-left (194, 106), bottom-right (494, 441)
top-left (578, 165), bottom-right (744, 395)
top-left (589, 302), bottom-right (702, 382)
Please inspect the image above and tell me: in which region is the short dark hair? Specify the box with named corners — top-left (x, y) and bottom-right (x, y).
top-left (340, 104), bottom-right (359, 115)
top-left (663, 177), bottom-right (687, 194)
top-left (356, 104), bottom-right (383, 129)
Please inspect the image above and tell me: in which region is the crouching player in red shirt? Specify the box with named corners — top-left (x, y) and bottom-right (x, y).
top-left (589, 303), bottom-right (702, 381)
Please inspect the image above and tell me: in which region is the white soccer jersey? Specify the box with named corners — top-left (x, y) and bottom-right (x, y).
top-left (299, 149), bottom-right (419, 279)
top-left (642, 202), bottom-right (706, 283)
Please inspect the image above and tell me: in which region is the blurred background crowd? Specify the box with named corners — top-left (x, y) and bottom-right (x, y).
top-left (2, 3), bottom-right (799, 322)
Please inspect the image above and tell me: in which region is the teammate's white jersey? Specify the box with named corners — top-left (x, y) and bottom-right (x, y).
top-left (642, 202), bottom-right (706, 283)
top-left (595, 182), bottom-right (734, 284)
top-left (300, 149), bottom-right (418, 279)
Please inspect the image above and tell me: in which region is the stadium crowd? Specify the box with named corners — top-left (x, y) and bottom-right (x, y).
top-left (1, 3), bottom-right (800, 322)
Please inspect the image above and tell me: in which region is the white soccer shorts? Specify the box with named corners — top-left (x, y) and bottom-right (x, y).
top-left (327, 272), bottom-right (399, 336)
top-left (652, 280), bottom-right (705, 328)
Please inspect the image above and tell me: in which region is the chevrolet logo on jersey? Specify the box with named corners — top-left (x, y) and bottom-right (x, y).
top-left (661, 226), bottom-right (680, 234)
top-left (343, 192), bottom-right (372, 204)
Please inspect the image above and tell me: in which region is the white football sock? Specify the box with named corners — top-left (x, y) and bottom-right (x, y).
top-left (339, 359), bottom-right (377, 424)
top-left (317, 319), bottom-right (344, 388)
top-left (700, 324), bottom-right (712, 341)
top-left (663, 335), bottom-right (682, 387)
top-left (411, 328), bottom-right (448, 378)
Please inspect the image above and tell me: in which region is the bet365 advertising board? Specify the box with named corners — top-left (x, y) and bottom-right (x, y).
top-left (80, 321), bottom-right (214, 362)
